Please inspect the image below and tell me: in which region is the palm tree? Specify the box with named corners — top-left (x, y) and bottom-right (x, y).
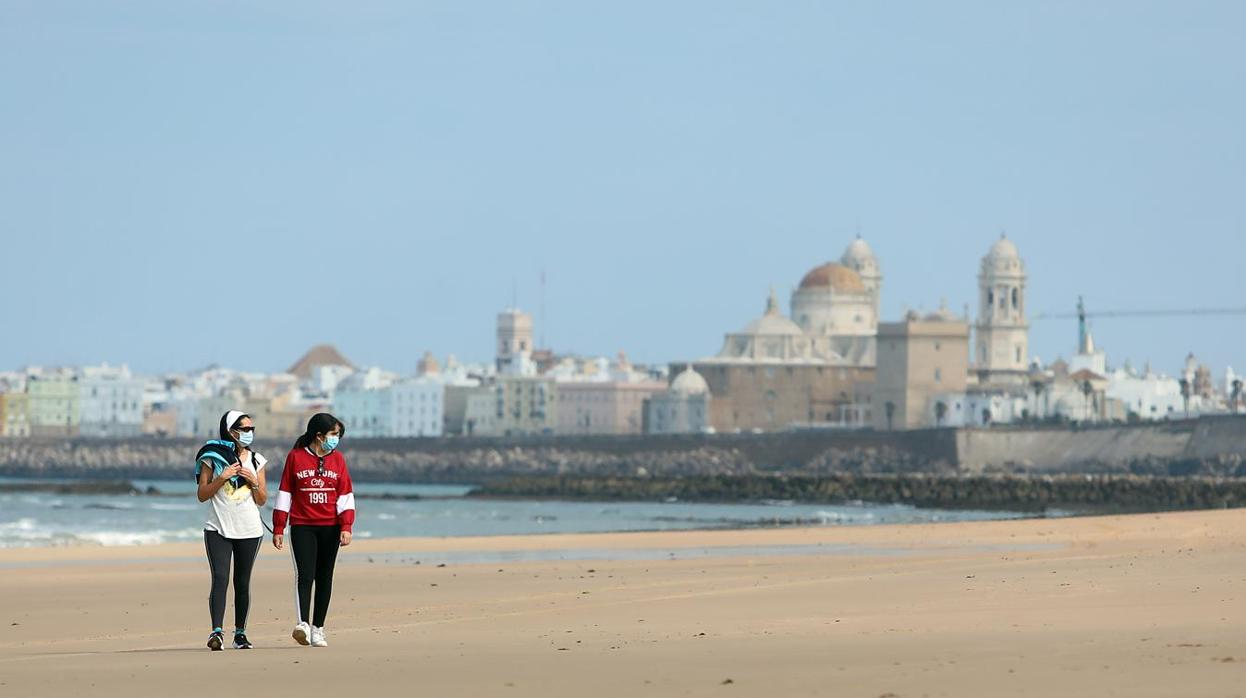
top-left (1030, 378), bottom-right (1046, 422)
top-left (1081, 380), bottom-right (1095, 422)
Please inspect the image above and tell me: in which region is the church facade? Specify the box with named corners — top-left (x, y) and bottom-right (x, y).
top-left (674, 238), bottom-right (883, 432)
top-left (670, 234), bottom-right (1037, 433)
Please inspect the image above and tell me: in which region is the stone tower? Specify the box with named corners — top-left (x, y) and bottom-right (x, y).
top-left (975, 235), bottom-right (1029, 383)
top-left (496, 308), bottom-right (535, 375)
top-left (840, 236), bottom-right (882, 321)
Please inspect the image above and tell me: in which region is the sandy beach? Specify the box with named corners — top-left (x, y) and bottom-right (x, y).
top-left (2, 510), bottom-right (1244, 697)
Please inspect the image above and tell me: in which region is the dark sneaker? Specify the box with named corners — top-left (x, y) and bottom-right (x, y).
top-left (207, 631), bottom-right (224, 651)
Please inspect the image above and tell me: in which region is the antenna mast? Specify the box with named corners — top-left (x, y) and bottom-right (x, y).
top-left (539, 269), bottom-right (547, 349)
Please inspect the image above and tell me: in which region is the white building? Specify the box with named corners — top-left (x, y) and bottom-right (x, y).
top-left (929, 390), bottom-right (1027, 427)
top-left (333, 368), bottom-right (443, 438)
top-left (462, 386), bottom-right (499, 437)
top-left (1034, 326), bottom-right (1197, 423)
top-left (389, 379), bottom-right (444, 437)
top-left (333, 368), bottom-right (394, 437)
top-left (644, 366), bottom-right (712, 434)
top-left (550, 353), bottom-right (666, 435)
top-left (1226, 367), bottom-right (1245, 413)
top-left (1105, 363), bottom-right (1186, 421)
top-left (77, 364), bottom-right (144, 437)
top-left (305, 364), bottom-right (355, 397)
top-left (172, 394), bottom-right (202, 437)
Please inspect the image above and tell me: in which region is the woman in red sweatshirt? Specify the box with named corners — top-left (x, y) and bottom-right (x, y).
top-left (272, 412), bottom-right (355, 648)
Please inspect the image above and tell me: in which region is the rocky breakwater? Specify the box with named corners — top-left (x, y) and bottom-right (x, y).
top-left (0, 440), bottom-right (196, 480)
top-left (0, 437), bottom-right (943, 482)
top-left (473, 473), bottom-right (1246, 513)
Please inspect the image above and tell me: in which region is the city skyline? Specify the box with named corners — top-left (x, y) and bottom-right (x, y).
top-left (2, 233), bottom-right (1238, 381)
top-left (2, 2), bottom-right (1243, 376)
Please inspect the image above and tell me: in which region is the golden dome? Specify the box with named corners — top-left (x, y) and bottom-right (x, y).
top-left (798, 262), bottom-right (865, 293)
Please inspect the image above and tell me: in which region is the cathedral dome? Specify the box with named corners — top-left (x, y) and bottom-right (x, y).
top-left (740, 289), bottom-right (806, 336)
top-left (741, 313), bottom-right (805, 336)
top-left (987, 235), bottom-right (1020, 260)
top-left (670, 366), bottom-right (709, 395)
top-left (797, 262), bottom-right (865, 293)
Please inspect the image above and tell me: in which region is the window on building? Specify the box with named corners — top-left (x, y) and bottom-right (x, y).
top-left (935, 368), bottom-right (942, 382)
top-left (1011, 288), bottom-right (1019, 309)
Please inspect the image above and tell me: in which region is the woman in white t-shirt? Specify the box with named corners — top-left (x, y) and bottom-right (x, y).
top-left (196, 409), bottom-right (268, 651)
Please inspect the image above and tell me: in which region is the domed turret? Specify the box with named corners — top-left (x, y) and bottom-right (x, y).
top-left (670, 366), bottom-right (709, 395)
top-left (840, 236), bottom-right (879, 276)
top-left (740, 288), bottom-right (806, 336)
top-left (981, 233), bottom-right (1024, 275)
top-left (987, 235), bottom-right (1019, 260)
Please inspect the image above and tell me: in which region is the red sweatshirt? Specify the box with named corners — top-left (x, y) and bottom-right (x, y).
top-left (272, 448), bottom-right (356, 535)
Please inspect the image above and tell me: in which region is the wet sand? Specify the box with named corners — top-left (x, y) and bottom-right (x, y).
top-left (1, 510), bottom-right (1244, 697)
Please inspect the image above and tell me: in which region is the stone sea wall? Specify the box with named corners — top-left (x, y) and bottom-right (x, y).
top-left (0, 437), bottom-right (940, 482)
top-left (0, 415), bottom-right (1241, 483)
top-left (958, 416), bottom-right (1246, 475)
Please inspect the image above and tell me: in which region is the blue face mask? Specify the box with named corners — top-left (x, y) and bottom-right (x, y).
top-left (236, 430), bottom-right (254, 447)
top-left (323, 434), bottom-right (340, 452)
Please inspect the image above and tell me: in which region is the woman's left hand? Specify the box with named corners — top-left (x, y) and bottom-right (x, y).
top-left (340, 530), bottom-right (352, 547)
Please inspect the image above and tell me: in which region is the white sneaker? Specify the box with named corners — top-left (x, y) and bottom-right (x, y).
top-left (311, 626), bottom-right (328, 647)
top-left (292, 622), bottom-right (311, 646)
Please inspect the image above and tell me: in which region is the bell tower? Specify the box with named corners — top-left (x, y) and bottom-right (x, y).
top-left (975, 234), bottom-right (1029, 383)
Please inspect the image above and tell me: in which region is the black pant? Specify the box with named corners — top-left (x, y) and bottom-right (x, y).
top-left (290, 524), bottom-right (341, 627)
top-left (204, 530), bottom-right (262, 631)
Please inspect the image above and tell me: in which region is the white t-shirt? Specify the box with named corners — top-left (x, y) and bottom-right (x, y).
top-left (203, 451), bottom-right (267, 539)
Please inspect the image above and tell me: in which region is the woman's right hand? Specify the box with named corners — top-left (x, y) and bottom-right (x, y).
top-left (215, 464), bottom-right (241, 483)
top-left (272, 534), bottom-right (283, 550)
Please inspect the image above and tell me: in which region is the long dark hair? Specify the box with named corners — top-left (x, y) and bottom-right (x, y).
top-left (218, 412), bottom-right (250, 450)
top-left (293, 412), bottom-right (345, 451)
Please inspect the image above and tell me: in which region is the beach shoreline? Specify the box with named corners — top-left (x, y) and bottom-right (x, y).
top-left (2, 510), bottom-right (1244, 696)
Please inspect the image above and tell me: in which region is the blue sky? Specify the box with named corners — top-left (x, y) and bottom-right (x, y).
top-left (1, 1), bottom-right (1243, 377)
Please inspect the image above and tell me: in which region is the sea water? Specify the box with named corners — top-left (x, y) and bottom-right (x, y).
top-left (0, 476), bottom-right (1049, 548)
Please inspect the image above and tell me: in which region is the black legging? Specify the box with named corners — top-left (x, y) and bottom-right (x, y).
top-left (290, 524), bottom-right (341, 627)
top-left (204, 530), bottom-right (262, 631)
